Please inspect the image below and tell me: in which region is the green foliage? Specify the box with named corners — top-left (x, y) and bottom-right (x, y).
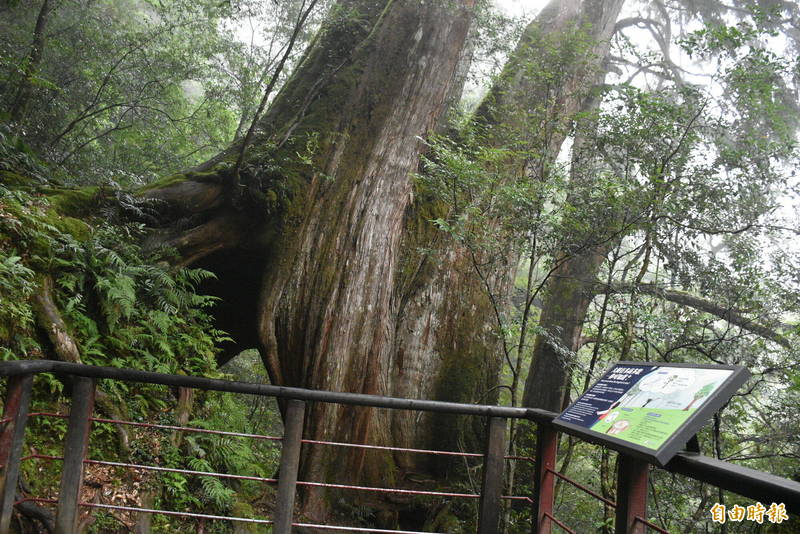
top-left (424, 7), bottom-right (800, 532)
top-left (142, 354), bottom-right (282, 532)
top-left (0, 161), bottom-right (239, 526)
top-left (0, 254), bottom-right (36, 356)
top-left (0, 124), bottom-right (49, 184)
top-left (0, 183), bottom-right (225, 378)
top-left (1, 1), bottom-right (799, 531)
top-left (189, 457), bottom-right (237, 510)
top-left (544, 18), bottom-right (800, 532)
top-left (680, 19), bottom-right (799, 149)
top-left (0, 0), bottom-right (324, 185)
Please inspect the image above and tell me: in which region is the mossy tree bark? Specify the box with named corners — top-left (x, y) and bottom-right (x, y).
top-left (144, 0), bottom-right (476, 522)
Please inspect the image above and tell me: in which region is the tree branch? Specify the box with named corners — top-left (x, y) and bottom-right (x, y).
top-left (32, 276), bottom-right (81, 363)
top-left (232, 0), bottom-right (319, 185)
top-left (599, 282), bottom-right (792, 348)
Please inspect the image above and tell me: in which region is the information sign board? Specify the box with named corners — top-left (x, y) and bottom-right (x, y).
top-left (554, 361), bottom-right (750, 466)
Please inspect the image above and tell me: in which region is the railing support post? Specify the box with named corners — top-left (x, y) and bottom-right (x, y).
top-left (0, 374), bottom-right (34, 534)
top-left (55, 376), bottom-right (95, 534)
top-left (532, 423), bottom-right (558, 534)
top-left (615, 454), bottom-right (648, 534)
top-left (273, 399), bottom-right (305, 534)
top-left (478, 417), bottom-right (507, 534)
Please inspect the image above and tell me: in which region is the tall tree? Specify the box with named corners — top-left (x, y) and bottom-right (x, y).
top-left (144, 0), bottom-right (476, 522)
top-left (141, 0), bottom-right (633, 522)
top-left (6, 0), bottom-right (52, 123)
top-left (523, 1), bottom-right (800, 413)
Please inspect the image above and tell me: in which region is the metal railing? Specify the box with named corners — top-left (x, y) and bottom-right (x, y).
top-left (0, 360), bottom-right (798, 534)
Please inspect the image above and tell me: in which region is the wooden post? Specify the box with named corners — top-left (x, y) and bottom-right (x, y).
top-left (478, 417), bottom-right (507, 534)
top-left (532, 423), bottom-right (558, 534)
top-left (0, 374), bottom-right (33, 534)
top-left (273, 399), bottom-right (305, 534)
top-left (55, 377), bottom-right (95, 534)
top-left (615, 454), bottom-right (649, 534)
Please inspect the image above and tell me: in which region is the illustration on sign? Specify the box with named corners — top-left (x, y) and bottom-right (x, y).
top-left (557, 364), bottom-right (734, 451)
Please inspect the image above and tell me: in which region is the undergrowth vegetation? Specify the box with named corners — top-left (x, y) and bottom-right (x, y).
top-left (0, 129), bottom-right (282, 533)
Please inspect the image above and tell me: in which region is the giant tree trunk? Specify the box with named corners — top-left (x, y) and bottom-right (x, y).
top-left (390, 0), bottom-right (628, 475)
top-left (145, 0), bottom-right (475, 522)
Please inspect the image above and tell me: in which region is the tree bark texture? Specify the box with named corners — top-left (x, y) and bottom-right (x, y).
top-left (145, 0), bottom-right (476, 520)
top-left (256, 0), bottom-right (474, 509)
top-left (379, 0), bottom-right (625, 482)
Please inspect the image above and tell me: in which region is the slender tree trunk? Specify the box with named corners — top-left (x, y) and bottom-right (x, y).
top-left (522, 131), bottom-right (617, 412)
top-left (523, 247), bottom-right (611, 411)
top-left (521, 0), bottom-right (625, 412)
top-left (9, 0), bottom-right (52, 124)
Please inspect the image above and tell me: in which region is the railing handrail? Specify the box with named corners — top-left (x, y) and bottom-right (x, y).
top-left (2, 359), bottom-right (799, 511)
top-left (0, 360), bottom-right (548, 420)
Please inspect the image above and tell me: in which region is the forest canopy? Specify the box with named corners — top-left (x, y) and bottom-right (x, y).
top-left (1, 0), bottom-right (799, 532)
